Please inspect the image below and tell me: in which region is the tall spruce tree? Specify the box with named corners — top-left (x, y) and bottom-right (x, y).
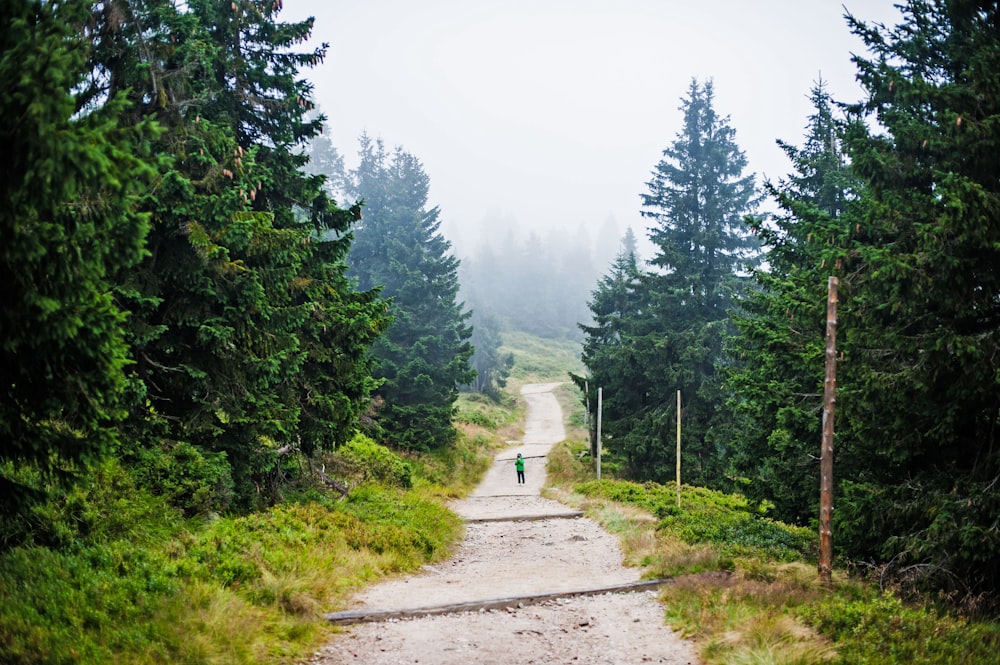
top-left (575, 240), bottom-right (648, 463)
top-left (348, 136), bottom-right (474, 450)
top-left (82, 0), bottom-right (386, 510)
top-left (832, 0), bottom-right (1000, 603)
top-left (726, 79), bottom-right (861, 523)
top-left (624, 79), bottom-right (758, 485)
top-left (0, 0), bottom-right (154, 518)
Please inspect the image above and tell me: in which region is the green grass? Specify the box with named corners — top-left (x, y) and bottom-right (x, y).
top-left (544, 443), bottom-right (1000, 665)
top-left (500, 330), bottom-right (583, 384)
top-left (0, 428), bottom-right (499, 665)
top-left (454, 391), bottom-right (518, 431)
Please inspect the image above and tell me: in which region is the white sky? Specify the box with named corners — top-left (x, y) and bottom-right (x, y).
top-left (284, 0), bottom-right (902, 255)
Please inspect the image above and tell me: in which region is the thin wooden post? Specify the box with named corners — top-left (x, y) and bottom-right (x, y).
top-left (819, 276), bottom-right (839, 585)
top-left (676, 389), bottom-right (682, 508)
top-left (585, 380), bottom-right (596, 457)
top-left (596, 388), bottom-right (603, 481)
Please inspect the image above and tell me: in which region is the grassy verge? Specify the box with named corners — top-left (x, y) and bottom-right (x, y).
top-left (544, 437), bottom-right (1000, 664)
top-left (0, 424), bottom-right (503, 665)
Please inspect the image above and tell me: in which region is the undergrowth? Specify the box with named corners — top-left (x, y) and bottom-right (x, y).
top-left (0, 332), bottom-right (572, 665)
top-left (0, 429), bottom-right (494, 665)
top-left (545, 437), bottom-right (1000, 665)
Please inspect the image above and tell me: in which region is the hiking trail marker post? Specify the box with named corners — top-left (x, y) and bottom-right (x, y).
top-left (596, 387), bottom-right (603, 481)
top-left (676, 389), bottom-right (681, 509)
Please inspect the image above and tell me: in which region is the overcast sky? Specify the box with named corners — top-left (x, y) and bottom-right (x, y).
top-left (285, 0), bottom-right (902, 255)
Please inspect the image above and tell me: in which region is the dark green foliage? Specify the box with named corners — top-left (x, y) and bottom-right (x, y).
top-left (347, 136), bottom-right (475, 450)
top-left (724, 1), bottom-right (1000, 607)
top-left (79, 0), bottom-right (387, 510)
top-left (636, 79), bottom-right (760, 487)
top-left (291, 240), bottom-right (387, 457)
top-left (726, 79), bottom-right (861, 524)
top-left (0, 0), bottom-right (154, 518)
top-left (12, 458), bottom-right (181, 555)
top-left (830, 0), bottom-right (1000, 604)
top-left (120, 438), bottom-right (234, 516)
top-left (579, 81), bottom-right (759, 487)
top-left (574, 243), bottom-right (648, 460)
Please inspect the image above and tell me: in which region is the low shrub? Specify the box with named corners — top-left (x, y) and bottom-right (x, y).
top-left (124, 438), bottom-right (234, 516)
top-left (801, 592), bottom-right (1000, 664)
top-left (574, 479), bottom-right (814, 563)
top-left (338, 434), bottom-right (412, 488)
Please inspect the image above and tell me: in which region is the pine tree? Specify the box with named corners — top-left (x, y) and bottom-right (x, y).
top-left (83, 0), bottom-right (386, 510)
top-left (0, 0), bottom-right (154, 517)
top-left (348, 136), bottom-right (474, 450)
top-left (625, 79), bottom-right (759, 485)
top-left (575, 243), bottom-right (649, 465)
top-left (726, 79), bottom-right (861, 523)
top-left (833, 0), bottom-right (1000, 603)
top-left (306, 131), bottom-right (350, 203)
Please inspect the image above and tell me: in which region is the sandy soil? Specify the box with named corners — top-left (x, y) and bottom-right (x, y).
top-left (305, 383), bottom-right (699, 665)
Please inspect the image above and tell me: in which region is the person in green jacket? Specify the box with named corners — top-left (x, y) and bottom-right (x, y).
top-left (515, 453), bottom-right (525, 485)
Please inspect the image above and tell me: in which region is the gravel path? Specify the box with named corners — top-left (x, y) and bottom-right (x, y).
top-left (306, 383), bottom-right (699, 664)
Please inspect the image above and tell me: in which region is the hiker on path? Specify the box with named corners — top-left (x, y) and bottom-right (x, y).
top-left (515, 453), bottom-right (525, 485)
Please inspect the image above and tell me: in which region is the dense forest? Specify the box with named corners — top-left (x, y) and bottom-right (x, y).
top-left (576, 2), bottom-right (1000, 609)
top-left (2, 2), bottom-right (1000, 661)
top-left (0, 0), bottom-right (494, 526)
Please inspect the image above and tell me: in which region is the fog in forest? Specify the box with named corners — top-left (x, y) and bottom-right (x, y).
top-left (289, 0), bottom-right (901, 337)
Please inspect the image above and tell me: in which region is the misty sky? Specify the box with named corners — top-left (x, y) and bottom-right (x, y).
top-left (285, 0), bottom-right (901, 255)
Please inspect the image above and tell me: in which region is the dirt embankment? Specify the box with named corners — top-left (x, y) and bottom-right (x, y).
top-left (305, 383), bottom-right (698, 665)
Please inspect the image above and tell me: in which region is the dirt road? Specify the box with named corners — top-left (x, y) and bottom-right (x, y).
top-left (307, 383), bottom-right (698, 664)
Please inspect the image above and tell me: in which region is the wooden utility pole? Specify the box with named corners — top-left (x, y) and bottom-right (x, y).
top-left (819, 276), bottom-right (839, 585)
top-left (676, 390), bottom-right (682, 508)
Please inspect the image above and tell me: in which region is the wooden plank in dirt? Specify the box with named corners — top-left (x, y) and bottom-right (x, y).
top-left (463, 511), bottom-right (584, 523)
top-left (323, 579), bottom-right (671, 625)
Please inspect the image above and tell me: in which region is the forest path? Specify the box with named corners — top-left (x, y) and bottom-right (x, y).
top-left (306, 384), bottom-right (698, 664)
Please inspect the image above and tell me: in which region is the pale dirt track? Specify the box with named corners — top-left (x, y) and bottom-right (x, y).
top-left (305, 383), bottom-right (698, 665)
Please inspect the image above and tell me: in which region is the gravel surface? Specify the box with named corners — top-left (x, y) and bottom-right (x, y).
top-left (306, 384), bottom-right (698, 665)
